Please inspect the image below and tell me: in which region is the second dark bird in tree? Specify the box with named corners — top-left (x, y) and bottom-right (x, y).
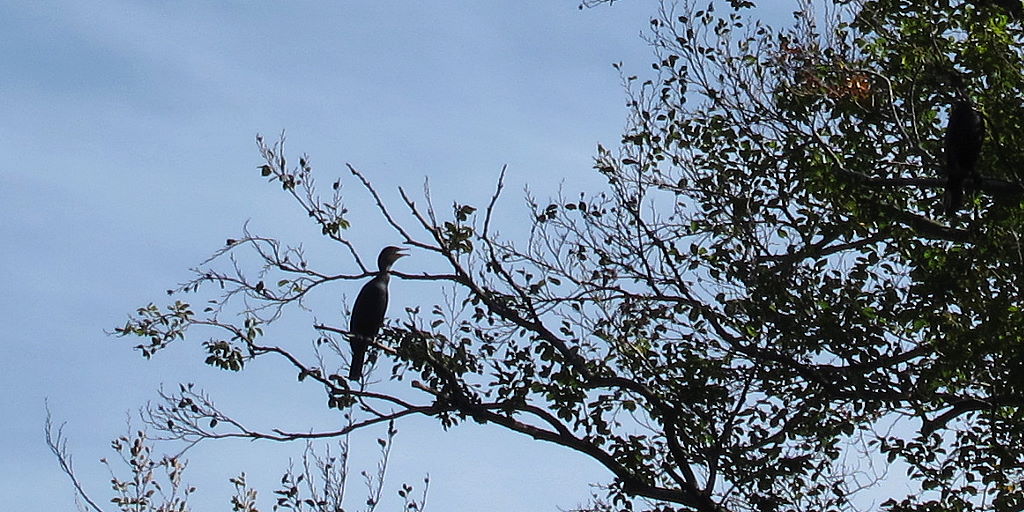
top-left (943, 101), bottom-right (985, 215)
top-left (969, 0), bottom-right (1024, 18)
top-left (348, 246), bottom-right (407, 381)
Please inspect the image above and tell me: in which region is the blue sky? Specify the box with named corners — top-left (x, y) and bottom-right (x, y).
top-left (0, 1), bottom-right (671, 510)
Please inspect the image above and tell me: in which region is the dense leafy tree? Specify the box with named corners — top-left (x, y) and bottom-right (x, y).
top-left (56, 1), bottom-right (1024, 510)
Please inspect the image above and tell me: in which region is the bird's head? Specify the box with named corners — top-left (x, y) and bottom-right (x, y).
top-left (377, 246), bottom-right (408, 271)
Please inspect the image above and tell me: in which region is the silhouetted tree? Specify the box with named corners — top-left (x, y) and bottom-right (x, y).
top-left (60, 1), bottom-right (1024, 511)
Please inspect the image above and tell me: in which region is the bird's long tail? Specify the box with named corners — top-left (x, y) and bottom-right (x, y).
top-left (945, 177), bottom-right (964, 216)
top-left (349, 339), bottom-right (365, 381)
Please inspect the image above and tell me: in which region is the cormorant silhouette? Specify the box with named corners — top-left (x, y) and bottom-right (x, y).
top-left (944, 101), bottom-right (984, 215)
top-left (349, 246), bottom-right (407, 381)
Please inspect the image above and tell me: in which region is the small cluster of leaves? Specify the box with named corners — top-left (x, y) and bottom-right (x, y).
top-left (103, 430), bottom-right (195, 512)
top-left (438, 203), bottom-right (476, 254)
top-left (256, 134), bottom-right (352, 239)
top-left (114, 301), bottom-right (195, 358)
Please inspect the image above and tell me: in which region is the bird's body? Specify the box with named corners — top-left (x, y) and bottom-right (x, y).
top-left (943, 101), bottom-right (984, 215)
top-left (348, 246), bottom-right (406, 381)
top-left (349, 274), bottom-right (389, 380)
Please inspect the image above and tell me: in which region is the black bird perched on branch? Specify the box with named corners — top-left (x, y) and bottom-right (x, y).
top-left (969, 0), bottom-right (1023, 18)
top-left (943, 101), bottom-right (985, 216)
top-left (348, 246), bottom-right (407, 381)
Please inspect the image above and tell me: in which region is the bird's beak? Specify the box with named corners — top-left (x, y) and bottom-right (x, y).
top-left (395, 248), bottom-right (409, 259)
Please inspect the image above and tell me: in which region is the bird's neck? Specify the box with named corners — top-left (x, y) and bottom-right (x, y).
top-left (375, 266), bottom-right (393, 282)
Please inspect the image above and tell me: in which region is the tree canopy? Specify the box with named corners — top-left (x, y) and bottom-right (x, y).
top-left (59, 1), bottom-right (1024, 511)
